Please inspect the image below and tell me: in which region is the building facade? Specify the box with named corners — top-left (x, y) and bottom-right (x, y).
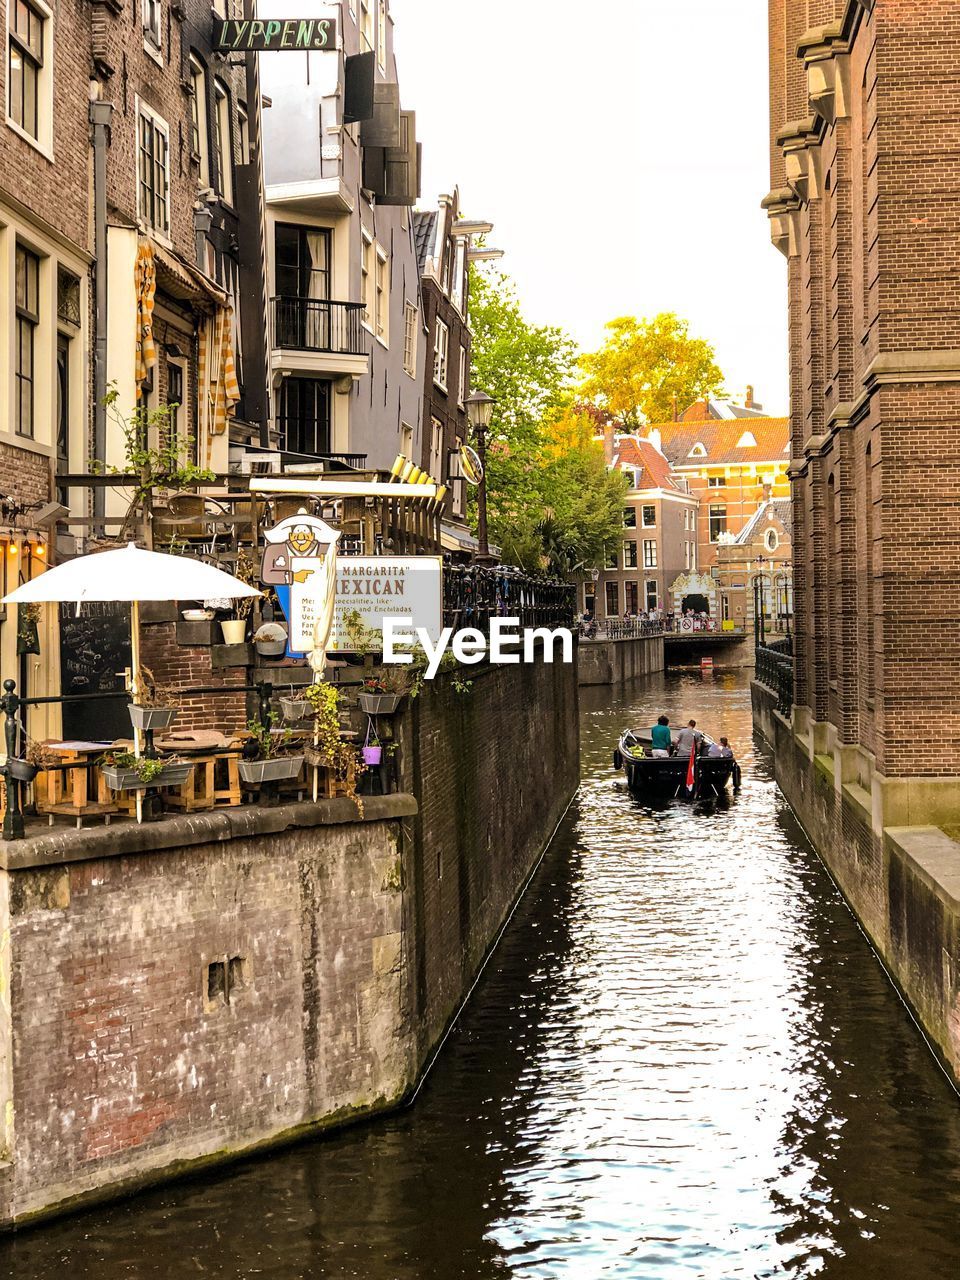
top-left (640, 402), bottom-right (791, 574)
top-left (759, 0), bottom-right (960, 1081)
top-left (715, 497), bottom-right (793, 635)
top-left (583, 435), bottom-right (697, 619)
top-left (259, 0), bottom-right (425, 472)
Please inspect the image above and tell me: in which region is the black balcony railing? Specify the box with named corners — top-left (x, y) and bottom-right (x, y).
top-left (443, 566), bottom-right (577, 635)
top-left (272, 297), bottom-right (366, 355)
top-left (756, 641), bottom-right (794, 718)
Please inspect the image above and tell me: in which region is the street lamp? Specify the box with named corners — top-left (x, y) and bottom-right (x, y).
top-left (775, 566), bottom-right (792, 644)
top-left (465, 390), bottom-right (495, 563)
top-left (751, 554), bottom-right (768, 648)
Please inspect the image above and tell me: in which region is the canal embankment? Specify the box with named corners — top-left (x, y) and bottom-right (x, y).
top-left (753, 677), bottom-right (960, 1088)
top-left (0, 656), bottom-right (579, 1230)
top-left (578, 633), bottom-right (664, 686)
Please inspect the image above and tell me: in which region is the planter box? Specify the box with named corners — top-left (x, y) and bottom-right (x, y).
top-left (211, 643), bottom-right (255, 670)
top-left (221, 620), bottom-right (248, 645)
top-left (176, 619), bottom-right (220, 647)
top-left (102, 761), bottom-right (194, 792)
top-left (237, 756), bottom-right (305, 785)
top-left (129, 705), bottom-right (179, 733)
top-left (140, 601), bottom-right (178, 625)
top-left (256, 640), bottom-right (287, 658)
top-left (358, 693), bottom-right (403, 716)
top-left (280, 698), bottom-right (311, 721)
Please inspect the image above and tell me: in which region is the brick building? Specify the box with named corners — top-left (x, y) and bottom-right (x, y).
top-left (759, 0), bottom-right (960, 1084)
top-left (413, 189), bottom-right (498, 546)
top-left (715, 496), bottom-right (793, 635)
top-left (582, 434), bottom-right (697, 619)
top-left (639, 399), bottom-right (791, 574)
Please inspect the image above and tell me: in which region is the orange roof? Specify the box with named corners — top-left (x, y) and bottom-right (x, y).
top-left (644, 418), bottom-right (790, 467)
top-left (612, 437), bottom-right (683, 492)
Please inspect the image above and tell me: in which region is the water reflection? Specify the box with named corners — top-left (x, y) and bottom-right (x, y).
top-left (5, 672), bottom-right (960, 1278)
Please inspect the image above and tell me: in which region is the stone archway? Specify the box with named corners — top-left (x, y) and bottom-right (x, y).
top-left (669, 571), bottom-right (718, 618)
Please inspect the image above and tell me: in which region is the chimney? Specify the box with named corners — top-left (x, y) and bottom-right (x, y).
top-left (745, 384), bottom-right (755, 409)
top-left (648, 427), bottom-right (663, 454)
top-left (603, 420), bottom-right (615, 465)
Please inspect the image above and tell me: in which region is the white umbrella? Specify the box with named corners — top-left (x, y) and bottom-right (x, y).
top-left (3, 543), bottom-right (261, 821)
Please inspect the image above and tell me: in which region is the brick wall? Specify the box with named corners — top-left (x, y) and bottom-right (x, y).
top-left (0, 443), bottom-right (51, 513)
top-left (140, 621), bottom-right (247, 736)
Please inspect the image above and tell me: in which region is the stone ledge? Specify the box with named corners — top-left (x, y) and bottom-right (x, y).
top-left (885, 826), bottom-right (960, 914)
top-left (0, 794), bottom-right (419, 872)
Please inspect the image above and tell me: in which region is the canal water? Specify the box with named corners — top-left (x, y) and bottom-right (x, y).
top-left (6, 670), bottom-right (960, 1278)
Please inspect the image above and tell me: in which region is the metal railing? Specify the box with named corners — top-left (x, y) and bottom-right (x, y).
top-left (755, 642), bottom-right (794, 717)
top-left (443, 566), bottom-right (576, 634)
top-left (578, 619), bottom-right (664, 641)
top-left (272, 297), bottom-right (366, 355)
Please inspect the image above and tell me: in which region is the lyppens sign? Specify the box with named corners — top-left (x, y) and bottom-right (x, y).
top-left (214, 17), bottom-right (338, 52)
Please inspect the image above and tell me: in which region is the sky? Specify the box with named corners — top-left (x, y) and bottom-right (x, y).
top-left (389, 0), bottom-right (788, 416)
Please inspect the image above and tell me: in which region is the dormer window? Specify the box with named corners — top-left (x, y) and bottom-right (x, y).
top-left (737, 431), bottom-right (757, 448)
top-left (689, 443), bottom-right (707, 458)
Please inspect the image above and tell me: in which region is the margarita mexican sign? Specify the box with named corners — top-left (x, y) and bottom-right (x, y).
top-left (214, 17), bottom-right (338, 52)
top-left (290, 557), bottom-right (443, 654)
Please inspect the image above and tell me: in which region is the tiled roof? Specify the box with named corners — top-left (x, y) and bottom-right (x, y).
top-left (644, 418), bottom-right (790, 466)
top-left (680, 398), bottom-right (769, 421)
top-left (612, 437), bottom-right (683, 492)
top-left (413, 210), bottom-right (437, 275)
top-left (734, 498), bottom-right (792, 544)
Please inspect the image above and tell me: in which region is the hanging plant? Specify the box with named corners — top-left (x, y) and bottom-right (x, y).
top-left (16, 602), bottom-right (41, 656)
top-left (303, 682), bottom-right (366, 815)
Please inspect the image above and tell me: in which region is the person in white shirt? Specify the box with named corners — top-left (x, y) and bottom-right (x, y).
top-left (707, 736), bottom-right (734, 759)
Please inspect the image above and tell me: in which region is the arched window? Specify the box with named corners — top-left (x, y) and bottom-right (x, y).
top-left (764, 527), bottom-right (779, 553)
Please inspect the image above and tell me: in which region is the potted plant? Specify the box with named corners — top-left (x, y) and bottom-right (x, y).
top-left (237, 714), bottom-right (305, 785)
top-left (303, 682), bottom-right (366, 813)
top-left (100, 750), bottom-right (193, 791)
top-left (280, 691), bottom-right (312, 721)
top-left (221, 547), bottom-right (258, 644)
top-left (16, 602), bottom-right (42, 656)
top-left (254, 622), bottom-right (288, 658)
top-left (128, 666), bottom-right (179, 733)
top-left (362, 729), bottom-right (383, 768)
top-left (357, 674), bottom-right (405, 717)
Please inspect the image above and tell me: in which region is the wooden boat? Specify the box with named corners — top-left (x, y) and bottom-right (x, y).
top-left (613, 729), bottom-right (741, 798)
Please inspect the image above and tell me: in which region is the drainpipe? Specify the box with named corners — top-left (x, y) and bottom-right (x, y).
top-left (90, 95), bottom-right (114, 534)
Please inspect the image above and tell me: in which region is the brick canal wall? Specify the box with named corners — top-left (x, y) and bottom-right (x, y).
top-left (578, 635), bottom-right (665, 686)
top-left (0, 657), bottom-right (579, 1228)
top-left (753, 679), bottom-right (960, 1087)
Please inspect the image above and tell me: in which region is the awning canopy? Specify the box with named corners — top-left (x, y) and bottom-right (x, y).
top-left (151, 240), bottom-right (228, 309)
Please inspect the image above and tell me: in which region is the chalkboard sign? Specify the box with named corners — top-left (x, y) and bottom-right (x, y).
top-left (58, 602), bottom-right (131, 741)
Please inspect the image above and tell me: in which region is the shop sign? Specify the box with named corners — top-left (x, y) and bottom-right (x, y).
top-left (290, 556), bottom-right (443, 654)
top-left (214, 17), bottom-right (338, 52)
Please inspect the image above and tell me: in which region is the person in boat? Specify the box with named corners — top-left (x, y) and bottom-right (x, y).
top-left (674, 720), bottom-right (703, 758)
top-left (650, 715), bottom-right (672, 758)
top-left (707, 736), bottom-right (734, 759)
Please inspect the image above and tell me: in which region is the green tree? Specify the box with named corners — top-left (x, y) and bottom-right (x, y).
top-left (579, 313), bottom-right (724, 427)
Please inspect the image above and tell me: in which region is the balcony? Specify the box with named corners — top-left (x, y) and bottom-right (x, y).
top-left (270, 297), bottom-right (370, 381)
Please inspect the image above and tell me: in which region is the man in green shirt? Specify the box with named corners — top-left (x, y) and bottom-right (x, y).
top-left (651, 715), bottom-right (672, 758)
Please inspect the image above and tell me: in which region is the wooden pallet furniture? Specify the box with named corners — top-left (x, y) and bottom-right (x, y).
top-left (34, 743), bottom-right (119, 829)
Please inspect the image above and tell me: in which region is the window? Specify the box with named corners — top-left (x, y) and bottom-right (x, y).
top-left (56, 332), bottom-right (70, 499)
top-left (15, 243), bottom-right (40, 439)
top-left (377, 0), bottom-right (387, 68)
top-left (361, 234), bottom-right (372, 326)
top-left (604, 547), bottom-right (617, 570)
top-left (624, 582), bottom-right (639, 614)
top-left (403, 303), bottom-right (418, 376)
top-left (689, 442), bottom-right (707, 458)
top-left (709, 504), bottom-right (727, 542)
top-left (375, 250), bottom-right (388, 341)
top-left (400, 422), bottom-right (414, 458)
top-left (137, 103), bottom-right (170, 236)
top-left (237, 104), bottom-right (248, 166)
top-left (708, 475), bottom-right (724, 488)
top-left (213, 81), bottom-right (233, 205)
top-left (360, 0), bottom-right (374, 51)
top-left (433, 319), bottom-right (449, 390)
top-left (645, 579), bottom-right (659, 611)
top-left (189, 58), bottom-right (208, 184)
top-left (275, 224), bottom-right (330, 299)
top-left (584, 583), bottom-right (596, 616)
top-left (429, 417), bottom-right (443, 480)
top-left (8, 0), bottom-right (44, 141)
top-left (605, 581), bottom-right (619, 618)
top-left (623, 506), bottom-right (636, 529)
top-left (685, 541), bottom-right (691, 569)
top-left (765, 527), bottom-right (780, 553)
top-left (57, 265), bottom-right (80, 327)
top-left (458, 345), bottom-right (467, 407)
top-left (166, 358), bottom-right (186, 452)
top-left (643, 539), bottom-right (657, 568)
top-left (143, 0), bottom-right (161, 52)
top-left (623, 541), bottom-right (638, 569)
top-left (641, 505), bottom-right (656, 527)
top-left (451, 239), bottom-right (466, 313)
top-left (278, 378), bottom-right (331, 457)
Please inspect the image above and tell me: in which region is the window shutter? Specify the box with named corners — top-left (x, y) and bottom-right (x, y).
top-left (377, 111), bottom-right (419, 205)
top-left (344, 52), bottom-right (376, 124)
top-left (360, 81), bottom-right (400, 147)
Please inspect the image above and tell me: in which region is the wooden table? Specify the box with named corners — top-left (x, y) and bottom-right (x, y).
top-left (35, 742), bottom-right (119, 829)
top-left (164, 751), bottom-right (243, 813)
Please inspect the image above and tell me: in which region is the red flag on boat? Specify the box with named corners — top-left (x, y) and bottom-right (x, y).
top-left (685, 740), bottom-right (697, 794)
